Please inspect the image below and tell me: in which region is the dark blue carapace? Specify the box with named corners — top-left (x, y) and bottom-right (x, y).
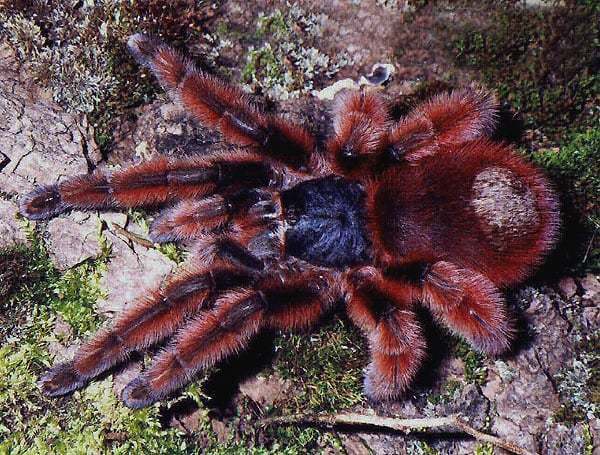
top-left (281, 176), bottom-right (372, 268)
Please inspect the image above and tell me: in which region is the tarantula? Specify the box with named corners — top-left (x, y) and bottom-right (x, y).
top-left (20, 34), bottom-right (559, 409)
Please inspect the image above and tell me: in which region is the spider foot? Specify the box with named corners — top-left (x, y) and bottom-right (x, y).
top-left (363, 349), bottom-right (425, 402)
top-left (423, 261), bottom-right (514, 355)
top-left (38, 361), bottom-right (87, 397)
top-left (121, 377), bottom-right (159, 409)
top-left (20, 184), bottom-right (66, 220)
top-left (127, 33), bottom-right (162, 66)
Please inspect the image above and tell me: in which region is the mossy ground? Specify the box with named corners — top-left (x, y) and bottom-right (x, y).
top-left (0, 0), bottom-right (220, 156)
top-left (0, 224), bottom-right (192, 454)
top-left (531, 129), bottom-right (600, 273)
top-left (443, 0), bottom-right (599, 142)
top-left (273, 317), bottom-right (367, 413)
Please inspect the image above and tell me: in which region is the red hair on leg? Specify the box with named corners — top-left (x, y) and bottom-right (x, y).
top-left (120, 270), bottom-right (333, 408)
top-left (129, 33), bottom-right (315, 170)
top-left (38, 261), bottom-right (254, 397)
top-left (422, 261), bottom-right (514, 355)
top-left (388, 89), bottom-right (498, 162)
top-left (149, 189), bottom-right (281, 244)
top-left (262, 271), bottom-right (335, 331)
top-left (20, 152), bottom-right (276, 220)
top-left (346, 268), bottom-right (426, 400)
top-left (327, 91), bottom-right (389, 176)
top-left (149, 196), bottom-right (231, 243)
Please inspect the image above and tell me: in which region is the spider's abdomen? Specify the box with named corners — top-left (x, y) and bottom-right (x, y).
top-left (281, 176), bottom-right (372, 268)
top-left (369, 140), bottom-right (559, 286)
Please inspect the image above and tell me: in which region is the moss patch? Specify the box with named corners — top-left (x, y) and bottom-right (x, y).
top-left (554, 330), bottom-right (599, 424)
top-left (273, 317), bottom-right (367, 413)
top-left (531, 128), bottom-right (600, 273)
top-left (0, 225), bottom-right (192, 454)
top-left (445, 1), bottom-right (599, 142)
top-left (239, 6), bottom-right (351, 100)
top-left (426, 379), bottom-right (463, 406)
top-left (452, 338), bottom-right (488, 386)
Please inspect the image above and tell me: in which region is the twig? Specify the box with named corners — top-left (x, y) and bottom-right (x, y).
top-left (110, 223), bottom-right (155, 249)
top-left (260, 413), bottom-right (535, 455)
top-left (582, 225), bottom-right (597, 265)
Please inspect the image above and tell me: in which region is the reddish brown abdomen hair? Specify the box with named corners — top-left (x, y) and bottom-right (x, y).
top-left (367, 140), bottom-right (559, 286)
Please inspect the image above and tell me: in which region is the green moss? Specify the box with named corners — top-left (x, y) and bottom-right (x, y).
top-left (474, 443), bottom-right (494, 455)
top-left (128, 210), bottom-right (185, 264)
top-left (407, 440), bottom-right (440, 455)
top-left (0, 224), bottom-right (192, 453)
top-left (256, 427), bottom-right (341, 455)
top-left (453, 339), bottom-right (488, 385)
top-left (446, 1), bottom-right (599, 140)
top-left (0, 221), bottom-right (89, 342)
top-left (255, 10), bottom-right (289, 40)
top-left (242, 43), bottom-right (286, 92)
top-left (426, 379), bottom-right (463, 406)
top-left (200, 426), bottom-right (337, 455)
top-left (532, 129), bottom-right (599, 216)
top-left (273, 317), bottom-right (366, 413)
top-left (554, 330), bottom-right (599, 425)
top-left (531, 128), bottom-right (600, 272)
top-left (583, 422), bottom-right (594, 455)
top-left (240, 6), bottom-right (350, 100)
top-left (155, 243), bottom-right (186, 264)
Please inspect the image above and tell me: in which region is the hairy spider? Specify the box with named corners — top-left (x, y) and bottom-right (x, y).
top-left (20, 34), bottom-right (559, 409)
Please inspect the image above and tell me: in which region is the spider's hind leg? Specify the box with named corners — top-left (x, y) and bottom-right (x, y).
top-left (346, 267), bottom-right (427, 401)
top-left (38, 241), bottom-right (266, 398)
top-left (120, 270), bottom-right (335, 408)
top-left (421, 261), bottom-right (514, 355)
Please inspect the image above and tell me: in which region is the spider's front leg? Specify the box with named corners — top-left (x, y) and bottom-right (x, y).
top-left (120, 270), bottom-right (336, 409)
top-left (38, 238), bottom-right (269, 397)
top-left (20, 151), bottom-right (277, 220)
top-left (326, 88), bottom-right (498, 178)
top-left (345, 267), bottom-right (426, 401)
top-left (326, 90), bottom-right (389, 177)
top-left (127, 33), bottom-right (316, 171)
top-left (387, 89), bottom-right (498, 163)
top-left (149, 188), bottom-right (281, 244)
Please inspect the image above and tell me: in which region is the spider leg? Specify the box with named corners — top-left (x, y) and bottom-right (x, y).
top-left (38, 237), bottom-right (268, 397)
top-left (120, 270), bottom-right (334, 408)
top-left (326, 90), bottom-right (389, 176)
top-left (387, 89), bottom-right (498, 163)
top-left (127, 33), bottom-right (316, 170)
top-left (346, 267), bottom-right (426, 401)
top-left (20, 152), bottom-right (276, 220)
top-left (149, 188), bottom-right (280, 244)
top-left (421, 261), bottom-right (514, 355)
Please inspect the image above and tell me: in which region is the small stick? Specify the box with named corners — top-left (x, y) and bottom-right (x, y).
top-left (260, 413), bottom-right (535, 455)
top-left (110, 223), bottom-right (155, 249)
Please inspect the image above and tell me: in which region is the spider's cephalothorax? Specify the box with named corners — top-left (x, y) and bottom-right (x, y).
top-left (20, 34), bottom-right (559, 409)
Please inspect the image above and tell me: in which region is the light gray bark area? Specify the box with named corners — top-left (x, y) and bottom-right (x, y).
top-left (0, 43), bottom-right (174, 331)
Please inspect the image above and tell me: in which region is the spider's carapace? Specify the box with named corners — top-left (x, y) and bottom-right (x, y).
top-left (20, 33), bottom-right (559, 408)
